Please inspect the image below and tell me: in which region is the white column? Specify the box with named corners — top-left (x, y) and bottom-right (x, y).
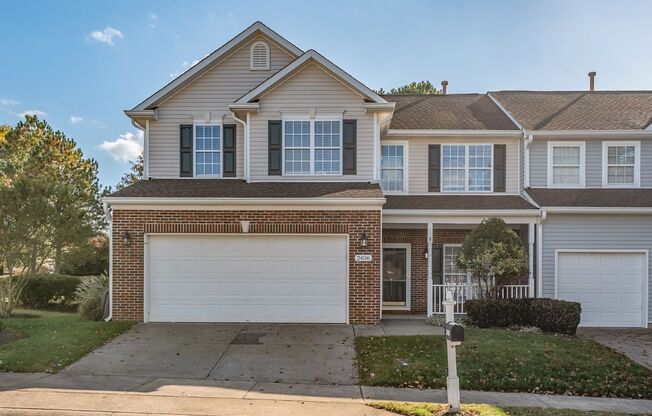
top-left (426, 223), bottom-right (433, 317)
top-left (536, 221), bottom-right (544, 298)
top-left (528, 223), bottom-right (535, 298)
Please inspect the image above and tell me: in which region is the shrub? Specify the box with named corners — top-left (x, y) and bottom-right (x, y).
top-left (464, 298), bottom-right (581, 335)
top-left (75, 275), bottom-right (108, 321)
top-left (19, 274), bottom-right (82, 311)
top-left (59, 234), bottom-right (109, 276)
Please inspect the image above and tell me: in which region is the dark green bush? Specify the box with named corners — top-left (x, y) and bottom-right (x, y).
top-left (59, 234), bottom-right (109, 276)
top-left (19, 274), bottom-right (82, 311)
top-left (465, 297), bottom-right (581, 335)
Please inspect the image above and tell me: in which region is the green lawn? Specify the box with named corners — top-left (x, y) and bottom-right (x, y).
top-left (0, 309), bottom-right (134, 373)
top-left (356, 328), bottom-right (652, 399)
top-left (370, 401), bottom-right (639, 416)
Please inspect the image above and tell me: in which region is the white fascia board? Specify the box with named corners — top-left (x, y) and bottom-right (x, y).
top-left (235, 50), bottom-right (388, 104)
top-left (384, 129), bottom-right (522, 137)
top-left (487, 93), bottom-right (525, 131)
top-left (130, 22), bottom-right (303, 112)
top-left (543, 206), bottom-right (652, 214)
top-left (103, 197), bottom-right (386, 206)
top-left (383, 209), bottom-right (541, 217)
top-left (227, 103), bottom-right (260, 111)
top-left (124, 109), bottom-right (158, 120)
top-left (530, 130), bottom-right (652, 138)
top-left (364, 102), bottom-right (396, 112)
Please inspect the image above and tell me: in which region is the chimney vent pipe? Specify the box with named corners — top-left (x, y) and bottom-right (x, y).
top-left (588, 71), bottom-right (596, 92)
top-left (441, 80), bottom-right (448, 95)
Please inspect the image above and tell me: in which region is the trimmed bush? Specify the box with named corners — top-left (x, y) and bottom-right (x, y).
top-left (464, 298), bottom-right (581, 335)
top-left (75, 275), bottom-right (108, 321)
top-left (19, 274), bottom-right (82, 311)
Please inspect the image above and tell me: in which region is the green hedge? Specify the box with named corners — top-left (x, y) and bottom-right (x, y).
top-left (19, 274), bottom-right (82, 311)
top-left (464, 298), bottom-right (581, 335)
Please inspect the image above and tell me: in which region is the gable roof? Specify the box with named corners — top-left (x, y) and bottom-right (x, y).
top-left (129, 22), bottom-right (303, 112)
top-left (234, 50), bottom-right (389, 104)
top-left (490, 91), bottom-right (652, 131)
top-left (382, 93), bottom-right (519, 130)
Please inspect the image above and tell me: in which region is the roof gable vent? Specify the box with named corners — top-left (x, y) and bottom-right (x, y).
top-left (250, 41), bottom-right (270, 71)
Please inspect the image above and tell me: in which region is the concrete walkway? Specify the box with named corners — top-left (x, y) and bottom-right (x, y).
top-left (0, 373), bottom-right (651, 415)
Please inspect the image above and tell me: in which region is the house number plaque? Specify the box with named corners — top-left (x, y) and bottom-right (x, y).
top-left (354, 254), bottom-right (373, 262)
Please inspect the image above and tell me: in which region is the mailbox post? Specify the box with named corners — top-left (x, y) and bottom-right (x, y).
top-left (442, 291), bottom-right (464, 413)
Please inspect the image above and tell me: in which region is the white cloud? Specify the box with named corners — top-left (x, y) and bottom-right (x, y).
top-left (17, 109), bottom-right (47, 118)
top-left (70, 116), bottom-right (84, 124)
top-left (0, 98), bottom-right (18, 106)
top-left (89, 27), bottom-right (124, 46)
top-left (99, 130), bottom-right (144, 162)
top-left (148, 13), bottom-right (159, 29)
top-left (169, 56), bottom-right (204, 78)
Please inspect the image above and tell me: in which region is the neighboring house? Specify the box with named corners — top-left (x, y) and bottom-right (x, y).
top-left (104, 22), bottom-right (652, 328)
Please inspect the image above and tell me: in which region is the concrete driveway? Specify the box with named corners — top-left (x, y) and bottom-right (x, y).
top-left (62, 323), bottom-right (357, 385)
top-left (579, 327), bottom-right (652, 370)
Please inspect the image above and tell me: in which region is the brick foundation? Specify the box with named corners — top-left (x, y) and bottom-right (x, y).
top-left (112, 209), bottom-right (381, 324)
top-left (382, 228), bottom-right (471, 315)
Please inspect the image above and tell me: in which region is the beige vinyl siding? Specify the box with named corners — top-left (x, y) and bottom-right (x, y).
top-left (529, 137), bottom-right (652, 188)
top-left (148, 35), bottom-right (295, 178)
top-left (383, 136), bottom-right (520, 194)
top-left (249, 63), bottom-right (375, 181)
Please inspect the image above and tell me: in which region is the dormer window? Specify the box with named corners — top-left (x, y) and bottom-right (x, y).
top-left (250, 41), bottom-right (270, 70)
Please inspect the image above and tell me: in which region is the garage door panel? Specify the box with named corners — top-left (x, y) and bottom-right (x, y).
top-left (148, 235), bottom-right (347, 323)
top-left (557, 252), bottom-right (645, 327)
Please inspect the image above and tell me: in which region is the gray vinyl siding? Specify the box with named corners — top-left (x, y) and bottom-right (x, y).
top-left (541, 214), bottom-right (652, 321)
top-left (147, 35), bottom-right (295, 178)
top-left (529, 138), bottom-right (652, 187)
top-left (249, 63), bottom-right (375, 181)
top-left (386, 136), bottom-right (520, 194)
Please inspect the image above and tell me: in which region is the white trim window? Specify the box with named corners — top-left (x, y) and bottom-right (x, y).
top-left (283, 119), bottom-right (342, 176)
top-left (602, 141), bottom-right (640, 187)
top-left (194, 124), bottom-right (222, 177)
top-left (381, 143), bottom-right (406, 192)
top-left (443, 245), bottom-right (470, 285)
top-left (442, 144), bottom-right (492, 192)
top-left (547, 141), bottom-right (585, 188)
top-left (250, 41), bottom-right (270, 70)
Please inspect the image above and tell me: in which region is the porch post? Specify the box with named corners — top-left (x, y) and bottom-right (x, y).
top-left (427, 222), bottom-right (433, 316)
top-left (528, 223), bottom-right (535, 298)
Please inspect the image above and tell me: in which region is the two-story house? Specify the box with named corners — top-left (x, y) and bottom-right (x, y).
top-left (104, 22), bottom-right (652, 328)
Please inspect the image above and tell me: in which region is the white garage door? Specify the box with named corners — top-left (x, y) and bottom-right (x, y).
top-left (147, 235), bottom-right (348, 323)
top-left (557, 251), bottom-right (646, 327)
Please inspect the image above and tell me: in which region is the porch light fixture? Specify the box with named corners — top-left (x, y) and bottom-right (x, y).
top-left (423, 247), bottom-right (429, 259)
top-left (122, 231), bottom-right (131, 246)
top-left (240, 220), bottom-right (251, 233)
top-left (360, 232), bottom-right (368, 247)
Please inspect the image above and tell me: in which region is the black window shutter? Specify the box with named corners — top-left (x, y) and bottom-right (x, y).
top-left (223, 124), bottom-right (236, 177)
top-left (432, 246), bottom-right (443, 285)
top-left (343, 119), bottom-right (357, 175)
top-left (494, 144), bottom-right (506, 192)
top-left (428, 144), bottom-right (441, 192)
top-left (180, 124), bottom-right (193, 177)
top-left (268, 120), bottom-right (282, 175)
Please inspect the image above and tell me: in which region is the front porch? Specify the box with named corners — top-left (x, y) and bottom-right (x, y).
top-left (381, 216), bottom-right (538, 317)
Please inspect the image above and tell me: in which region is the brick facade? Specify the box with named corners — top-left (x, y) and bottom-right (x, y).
top-left (111, 209), bottom-right (381, 324)
top-left (382, 228), bottom-right (470, 315)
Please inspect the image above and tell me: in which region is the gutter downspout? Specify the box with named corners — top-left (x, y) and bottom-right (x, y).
top-left (130, 120), bottom-right (148, 178)
top-left (535, 209), bottom-right (547, 299)
top-left (524, 133), bottom-right (533, 188)
top-left (102, 202), bottom-right (113, 321)
top-left (231, 111), bottom-right (249, 182)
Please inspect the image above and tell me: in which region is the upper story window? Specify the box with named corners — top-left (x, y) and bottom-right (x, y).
top-left (603, 141), bottom-right (640, 187)
top-left (195, 124), bottom-right (221, 177)
top-left (250, 41), bottom-right (270, 70)
top-left (381, 143), bottom-right (406, 193)
top-left (547, 141), bottom-right (585, 188)
top-left (442, 144), bottom-right (492, 192)
top-left (283, 119), bottom-right (341, 175)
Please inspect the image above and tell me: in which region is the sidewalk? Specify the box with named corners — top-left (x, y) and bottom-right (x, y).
top-left (0, 373), bottom-right (651, 415)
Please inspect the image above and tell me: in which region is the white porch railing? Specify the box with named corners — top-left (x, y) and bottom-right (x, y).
top-left (431, 284), bottom-right (530, 315)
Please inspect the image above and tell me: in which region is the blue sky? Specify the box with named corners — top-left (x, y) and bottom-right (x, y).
top-left (2, 0), bottom-right (652, 187)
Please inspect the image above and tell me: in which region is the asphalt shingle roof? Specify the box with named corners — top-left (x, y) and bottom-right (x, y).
top-left (526, 188), bottom-right (652, 207)
top-left (384, 195), bottom-right (538, 210)
top-left (491, 91), bottom-right (652, 130)
top-left (382, 94), bottom-right (519, 130)
top-left (108, 180), bottom-right (384, 199)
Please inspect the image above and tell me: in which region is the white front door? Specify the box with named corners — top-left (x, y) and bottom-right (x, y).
top-left (147, 234), bottom-right (348, 323)
top-left (557, 251), bottom-right (646, 327)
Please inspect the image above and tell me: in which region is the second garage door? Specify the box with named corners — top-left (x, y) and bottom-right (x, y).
top-left (557, 251), bottom-right (646, 327)
top-left (147, 234), bottom-right (348, 323)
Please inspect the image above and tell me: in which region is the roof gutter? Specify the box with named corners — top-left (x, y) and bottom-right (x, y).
top-left (527, 130), bottom-right (652, 138)
top-left (542, 206), bottom-right (652, 214)
top-left (385, 129), bottom-right (522, 137)
top-left (103, 197), bottom-right (386, 206)
top-left (383, 209), bottom-right (540, 217)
